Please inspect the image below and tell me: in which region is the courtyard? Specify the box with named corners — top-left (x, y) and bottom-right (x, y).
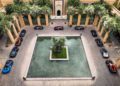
top-left (0, 0), bottom-right (120, 86)
top-left (0, 20), bottom-right (120, 85)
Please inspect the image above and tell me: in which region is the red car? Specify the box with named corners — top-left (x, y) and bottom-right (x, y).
top-left (15, 37), bottom-right (23, 46)
top-left (106, 60), bottom-right (117, 73)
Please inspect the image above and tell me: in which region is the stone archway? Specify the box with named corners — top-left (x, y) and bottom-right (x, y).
top-left (57, 10), bottom-right (61, 16)
top-left (55, 1), bottom-right (62, 16)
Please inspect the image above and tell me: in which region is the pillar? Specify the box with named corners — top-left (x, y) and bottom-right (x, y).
top-left (85, 15), bottom-right (90, 26)
top-left (6, 27), bottom-right (15, 44)
top-left (45, 14), bottom-right (49, 26)
top-left (69, 15), bottom-right (73, 27)
top-left (37, 16), bottom-right (41, 26)
top-left (77, 14), bottom-right (81, 26)
top-left (100, 26), bottom-right (105, 36)
top-left (15, 17), bottom-right (21, 32)
top-left (116, 58), bottom-right (120, 68)
top-left (12, 23), bottom-right (19, 38)
top-left (103, 30), bottom-right (110, 43)
top-left (28, 14), bottom-right (33, 27)
top-left (18, 15), bottom-right (25, 27)
top-left (93, 15), bottom-right (99, 26)
top-left (97, 17), bottom-right (102, 31)
top-left (13, 16), bottom-right (21, 32)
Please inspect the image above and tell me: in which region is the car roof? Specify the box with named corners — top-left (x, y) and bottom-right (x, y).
top-left (101, 48), bottom-right (107, 52)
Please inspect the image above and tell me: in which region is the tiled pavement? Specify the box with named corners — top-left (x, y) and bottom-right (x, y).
top-left (0, 20), bottom-right (120, 86)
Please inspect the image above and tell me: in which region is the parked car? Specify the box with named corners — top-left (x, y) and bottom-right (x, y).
top-left (91, 30), bottom-right (97, 37)
top-left (74, 26), bottom-right (84, 30)
top-left (34, 26), bottom-right (44, 30)
top-left (19, 29), bottom-right (26, 37)
top-left (95, 38), bottom-right (103, 47)
top-left (54, 26), bottom-right (64, 30)
top-left (15, 37), bottom-right (23, 46)
top-left (106, 60), bottom-right (117, 73)
top-left (2, 60), bottom-right (14, 74)
top-left (100, 48), bottom-right (109, 58)
top-left (9, 46), bottom-right (19, 58)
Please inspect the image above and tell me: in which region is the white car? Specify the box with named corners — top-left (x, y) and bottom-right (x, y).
top-left (100, 48), bottom-right (109, 58)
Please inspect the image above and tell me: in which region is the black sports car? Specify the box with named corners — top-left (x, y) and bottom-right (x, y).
top-left (91, 30), bottom-right (97, 37)
top-left (74, 26), bottom-right (84, 30)
top-left (19, 29), bottom-right (26, 37)
top-left (95, 38), bottom-right (103, 47)
top-left (34, 26), bottom-right (44, 30)
top-left (54, 26), bottom-right (64, 30)
top-left (9, 46), bottom-right (19, 58)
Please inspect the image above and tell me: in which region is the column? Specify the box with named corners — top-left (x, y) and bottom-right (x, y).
top-left (37, 16), bottom-right (41, 26)
top-left (18, 15), bottom-right (25, 27)
top-left (77, 14), bottom-right (81, 26)
top-left (28, 14), bottom-right (33, 27)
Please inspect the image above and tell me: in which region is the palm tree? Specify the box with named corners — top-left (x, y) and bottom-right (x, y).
top-left (84, 5), bottom-right (95, 26)
top-left (67, 6), bottom-right (75, 27)
top-left (76, 4), bottom-right (85, 26)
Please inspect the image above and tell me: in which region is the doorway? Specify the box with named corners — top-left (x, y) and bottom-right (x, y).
top-left (57, 10), bottom-right (61, 16)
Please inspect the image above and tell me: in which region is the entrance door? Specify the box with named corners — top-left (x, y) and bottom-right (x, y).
top-left (57, 10), bottom-right (61, 16)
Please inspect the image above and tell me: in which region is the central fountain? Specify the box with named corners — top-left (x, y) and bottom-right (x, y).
top-left (49, 37), bottom-right (69, 60)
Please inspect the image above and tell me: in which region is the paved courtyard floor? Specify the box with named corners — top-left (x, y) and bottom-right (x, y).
top-left (0, 20), bottom-right (120, 86)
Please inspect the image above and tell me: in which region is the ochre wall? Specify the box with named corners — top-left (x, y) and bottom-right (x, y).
top-left (0, 0), bottom-right (13, 7)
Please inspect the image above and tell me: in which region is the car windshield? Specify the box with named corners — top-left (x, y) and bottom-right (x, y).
top-left (11, 51), bottom-right (16, 55)
top-left (103, 52), bottom-right (108, 57)
top-left (103, 49), bottom-right (107, 52)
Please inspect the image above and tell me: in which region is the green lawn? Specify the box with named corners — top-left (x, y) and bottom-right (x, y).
top-left (52, 48), bottom-right (67, 59)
